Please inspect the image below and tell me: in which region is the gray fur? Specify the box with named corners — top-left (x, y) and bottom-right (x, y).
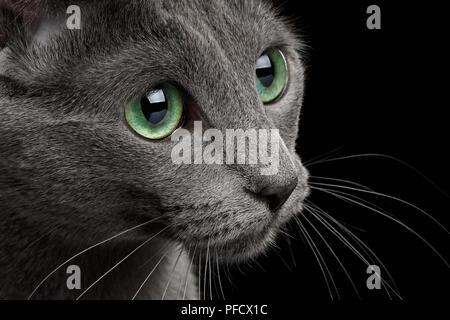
top-left (0, 0), bottom-right (308, 299)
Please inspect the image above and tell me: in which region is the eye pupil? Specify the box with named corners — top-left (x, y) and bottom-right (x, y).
top-left (256, 54), bottom-right (275, 88)
top-left (141, 89), bottom-right (168, 125)
top-left (125, 83), bottom-right (184, 140)
top-left (255, 48), bottom-right (288, 104)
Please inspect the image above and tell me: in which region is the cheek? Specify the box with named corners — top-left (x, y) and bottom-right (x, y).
top-left (264, 99), bottom-right (301, 144)
top-left (265, 112), bottom-right (299, 150)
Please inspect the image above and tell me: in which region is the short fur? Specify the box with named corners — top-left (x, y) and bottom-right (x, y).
top-left (0, 0), bottom-right (309, 299)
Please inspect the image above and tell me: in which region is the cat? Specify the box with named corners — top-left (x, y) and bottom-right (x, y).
top-left (0, 0), bottom-right (309, 299)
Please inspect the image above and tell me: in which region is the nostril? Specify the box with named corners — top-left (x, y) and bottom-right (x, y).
top-left (258, 177), bottom-right (298, 211)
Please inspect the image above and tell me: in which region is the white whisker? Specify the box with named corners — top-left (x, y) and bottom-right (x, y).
top-left (182, 245), bottom-right (196, 300)
top-left (306, 201), bottom-right (401, 299)
top-left (305, 153), bottom-right (450, 200)
top-left (203, 240), bottom-right (210, 300)
top-left (161, 246), bottom-right (183, 300)
top-left (293, 216), bottom-right (337, 299)
top-left (310, 175), bottom-right (373, 191)
top-left (301, 208), bottom-right (361, 298)
top-left (208, 248), bottom-right (213, 300)
top-left (132, 253), bottom-right (167, 300)
top-left (76, 224), bottom-right (171, 300)
top-left (28, 216), bottom-right (163, 300)
top-left (303, 146), bottom-right (344, 166)
top-left (176, 247), bottom-right (191, 300)
top-left (198, 251), bottom-right (202, 300)
top-left (312, 186), bottom-right (449, 268)
top-left (310, 181), bottom-right (448, 234)
top-left (215, 251), bottom-right (226, 300)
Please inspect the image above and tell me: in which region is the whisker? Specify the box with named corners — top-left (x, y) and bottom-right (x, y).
top-left (208, 248), bottom-right (213, 300)
top-left (303, 146), bottom-right (344, 166)
top-left (285, 235), bottom-right (297, 268)
top-left (310, 175), bottom-right (374, 191)
top-left (252, 259), bottom-right (267, 273)
top-left (76, 224), bottom-right (171, 300)
top-left (310, 181), bottom-right (449, 234)
top-left (273, 246), bottom-right (293, 272)
top-left (305, 153), bottom-right (450, 200)
top-left (306, 202), bottom-right (398, 299)
top-left (312, 186), bottom-right (449, 268)
top-left (177, 247), bottom-right (191, 300)
top-left (211, 250), bottom-right (220, 301)
top-left (278, 228), bottom-right (296, 240)
top-left (293, 215), bottom-right (337, 299)
top-left (215, 251), bottom-right (226, 300)
top-left (161, 246), bottom-right (184, 300)
top-left (203, 241), bottom-right (210, 300)
top-left (307, 201), bottom-right (401, 298)
top-left (198, 250), bottom-right (202, 300)
top-left (302, 208), bottom-right (361, 298)
top-left (132, 252), bottom-right (167, 300)
top-left (28, 216), bottom-right (163, 300)
top-left (182, 245), bottom-right (196, 300)
top-left (138, 241), bottom-right (172, 269)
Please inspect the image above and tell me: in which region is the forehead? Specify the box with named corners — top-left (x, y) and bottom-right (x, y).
top-left (14, 0), bottom-right (302, 118)
top-left (84, 0), bottom-right (298, 56)
top-left (11, 0), bottom-right (300, 61)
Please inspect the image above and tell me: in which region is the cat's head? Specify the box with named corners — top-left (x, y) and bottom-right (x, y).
top-left (0, 0), bottom-right (308, 263)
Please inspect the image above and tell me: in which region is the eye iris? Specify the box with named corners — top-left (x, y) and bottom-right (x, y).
top-left (256, 54), bottom-right (275, 87)
top-left (255, 48), bottom-right (288, 103)
top-left (125, 83), bottom-right (183, 140)
top-left (141, 89), bottom-right (168, 125)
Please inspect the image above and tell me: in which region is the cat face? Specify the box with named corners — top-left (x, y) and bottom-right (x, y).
top-left (0, 0), bottom-right (309, 263)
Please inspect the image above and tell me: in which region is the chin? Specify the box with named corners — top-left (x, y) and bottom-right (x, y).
top-left (176, 184), bottom-right (308, 265)
top-left (184, 218), bottom-right (281, 265)
top-left (216, 202), bottom-right (308, 263)
top-left (218, 229), bottom-right (279, 264)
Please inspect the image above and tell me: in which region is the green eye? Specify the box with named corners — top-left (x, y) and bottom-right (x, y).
top-left (125, 83), bottom-right (184, 140)
top-left (255, 48), bottom-right (288, 103)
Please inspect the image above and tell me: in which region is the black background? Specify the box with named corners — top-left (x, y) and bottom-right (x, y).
top-left (221, 1), bottom-right (449, 302)
top-left (1, 0), bottom-right (448, 316)
top-left (0, 1), bottom-right (448, 314)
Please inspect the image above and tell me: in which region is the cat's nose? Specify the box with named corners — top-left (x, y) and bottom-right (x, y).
top-left (257, 177), bottom-right (298, 211)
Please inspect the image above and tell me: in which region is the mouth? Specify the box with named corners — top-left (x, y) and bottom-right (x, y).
top-left (182, 214), bottom-right (280, 264)
top-left (176, 186), bottom-right (309, 265)
top-left (216, 229), bottom-right (278, 263)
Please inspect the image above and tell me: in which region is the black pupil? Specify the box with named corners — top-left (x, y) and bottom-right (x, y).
top-left (140, 89), bottom-right (168, 125)
top-left (256, 53), bottom-right (274, 87)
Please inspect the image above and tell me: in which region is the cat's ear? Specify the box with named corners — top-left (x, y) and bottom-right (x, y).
top-left (0, 1), bottom-right (67, 79)
top-left (0, 0), bottom-right (68, 51)
top-left (0, 0), bottom-right (44, 49)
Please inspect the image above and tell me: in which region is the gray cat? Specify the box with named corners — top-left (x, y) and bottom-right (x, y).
top-left (0, 0), bottom-right (309, 299)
